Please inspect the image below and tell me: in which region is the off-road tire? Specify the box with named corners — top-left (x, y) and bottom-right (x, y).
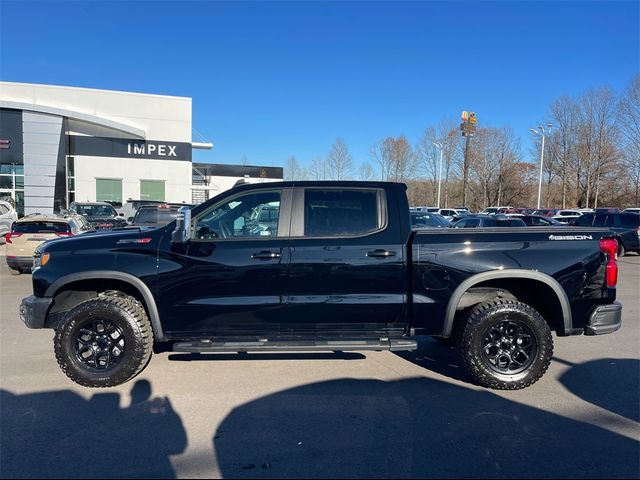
top-left (54, 291), bottom-right (153, 387)
top-left (460, 299), bottom-right (553, 390)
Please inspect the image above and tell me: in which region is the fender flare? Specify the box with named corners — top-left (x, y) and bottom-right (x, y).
top-left (442, 269), bottom-right (573, 337)
top-left (45, 271), bottom-right (166, 341)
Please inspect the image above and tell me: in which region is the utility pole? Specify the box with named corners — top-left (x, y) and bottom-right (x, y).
top-left (433, 142), bottom-right (444, 208)
top-left (460, 111), bottom-right (477, 207)
top-left (530, 124), bottom-right (553, 210)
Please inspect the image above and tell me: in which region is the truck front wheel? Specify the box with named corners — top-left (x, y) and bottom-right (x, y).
top-left (460, 299), bottom-right (553, 390)
top-left (54, 292), bottom-right (153, 387)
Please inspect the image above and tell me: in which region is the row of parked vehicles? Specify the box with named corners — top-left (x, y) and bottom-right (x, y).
top-left (409, 206), bottom-right (640, 257)
top-left (2, 200), bottom-right (192, 273)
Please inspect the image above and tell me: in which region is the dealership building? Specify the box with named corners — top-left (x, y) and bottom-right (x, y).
top-left (0, 81), bottom-right (282, 216)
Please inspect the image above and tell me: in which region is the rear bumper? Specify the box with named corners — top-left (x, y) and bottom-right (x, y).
top-left (20, 295), bottom-right (53, 329)
top-left (6, 256), bottom-right (33, 271)
top-left (584, 302), bottom-right (622, 335)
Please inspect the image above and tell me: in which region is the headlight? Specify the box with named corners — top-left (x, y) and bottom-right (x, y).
top-left (33, 252), bottom-right (50, 269)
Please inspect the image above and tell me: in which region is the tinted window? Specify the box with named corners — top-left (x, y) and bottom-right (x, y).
top-left (13, 222), bottom-right (70, 233)
top-left (133, 206), bottom-right (180, 225)
top-left (304, 189), bottom-right (379, 237)
top-left (411, 213), bottom-right (450, 228)
top-left (483, 218), bottom-right (497, 227)
top-left (592, 215), bottom-right (607, 227)
top-left (614, 214), bottom-right (640, 228)
top-left (465, 219), bottom-right (480, 228)
top-left (574, 215), bottom-right (593, 226)
top-left (74, 204), bottom-right (117, 217)
top-left (195, 191), bottom-right (281, 239)
top-left (497, 219), bottom-right (527, 227)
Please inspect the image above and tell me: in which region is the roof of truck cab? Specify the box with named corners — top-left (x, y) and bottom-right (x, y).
top-left (230, 181), bottom-right (407, 190)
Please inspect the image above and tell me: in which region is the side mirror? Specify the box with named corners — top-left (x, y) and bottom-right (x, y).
top-left (171, 206), bottom-right (192, 244)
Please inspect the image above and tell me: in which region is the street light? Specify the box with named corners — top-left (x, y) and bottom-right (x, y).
top-left (530, 124), bottom-right (553, 210)
top-left (433, 142), bottom-right (444, 208)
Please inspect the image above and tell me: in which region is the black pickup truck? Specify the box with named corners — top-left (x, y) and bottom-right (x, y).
top-left (20, 182), bottom-right (622, 390)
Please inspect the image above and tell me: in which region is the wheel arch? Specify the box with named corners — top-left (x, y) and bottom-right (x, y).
top-left (45, 271), bottom-right (166, 341)
top-left (443, 270), bottom-right (573, 337)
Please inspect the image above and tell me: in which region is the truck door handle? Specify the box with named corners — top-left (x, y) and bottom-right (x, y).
top-left (251, 250), bottom-right (281, 260)
top-left (366, 249), bottom-right (396, 258)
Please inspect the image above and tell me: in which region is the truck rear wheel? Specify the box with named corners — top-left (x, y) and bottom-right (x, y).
top-left (460, 299), bottom-right (553, 390)
top-left (54, 292), bottom-right (153, 387)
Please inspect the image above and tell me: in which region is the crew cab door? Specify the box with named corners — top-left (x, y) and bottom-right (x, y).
top-left (284, 186), bottom-right (407, 336)
top-left (157, 188), bottom-right (291, 337)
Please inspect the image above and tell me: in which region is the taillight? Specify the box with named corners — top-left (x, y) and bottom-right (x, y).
top-left (55, 232), bottom-right (73, 237)
top-left (600, 238), bottom-right (618, 288)
top-left (5, 232), bottom-right (23, 244)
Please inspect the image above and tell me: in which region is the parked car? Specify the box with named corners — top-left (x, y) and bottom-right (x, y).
top-left (21, 181), bottom-right (622, 391)
top-left (451, 214), bottom-right (527, 228)
top-left (480, 206), bottom-right (513, 215)
top-left (410, 212), bottom-right (451, 229)
top-left (438, 208), bottom-right (470, 222)
top-left (118, 199), bottom-right (194, 223)
top-left (512, 215), bottom-right (566, 227)
top-left (572, 213), bottom-right (640, 256)
top-left (594, 207), bottom-right (621, 214)
top-left (0, 200), bottom-right (18, 237)
top-left (552, 209), bottom-right (583, 224)
top-left (131, 203), bottom-right (195, 227)
top-left (410, 206), bottom-right (440, 213)
top-left (5, 214), bottom-right (91, 273)
top-left (622, 208), bottom-right (640, 215)
top-left (68, 202), bottom-right (128, 230)
top-left (532, 208), bottom-right (560, 217)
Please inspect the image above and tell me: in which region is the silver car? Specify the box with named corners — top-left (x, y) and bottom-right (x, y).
top-left (0, 200), bottom-right (18, 238)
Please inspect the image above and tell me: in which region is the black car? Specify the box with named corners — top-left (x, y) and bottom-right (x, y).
top-left (68, 202), bottom-right (128, 230)
top-left (572, 213), bottom-right (640, 256)
top-left (410, 212), bottom-right (451, 229)
top-left (131, 203), bottom-right (194, 227)
top-left (516, 215), bottom-right (567, 227)
top-left (452, 214), bottom-right (527, 228)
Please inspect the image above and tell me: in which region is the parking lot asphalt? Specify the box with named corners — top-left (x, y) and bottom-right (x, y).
top-left (0, 244), bottom-right (638, 479)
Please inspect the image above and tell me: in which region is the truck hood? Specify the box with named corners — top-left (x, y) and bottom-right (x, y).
top-left (35, 226), bottom-right (166, 254)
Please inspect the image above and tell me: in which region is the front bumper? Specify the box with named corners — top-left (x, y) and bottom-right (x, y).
top-left (6, 256), bottom-right (33, 271)
top-left (20, 295), bottom-right (53, 329)
top-left (584, 302), bottom-right (622, 335)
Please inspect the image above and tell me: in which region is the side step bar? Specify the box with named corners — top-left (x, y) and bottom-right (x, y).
top-left (172, 338), bottom-right (417, 353)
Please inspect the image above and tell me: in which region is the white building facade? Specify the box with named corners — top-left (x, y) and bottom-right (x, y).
top-left (0, 82), bottom-right (282, 215)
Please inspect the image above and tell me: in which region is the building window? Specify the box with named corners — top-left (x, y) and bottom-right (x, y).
top-left (0, 163), bottom-right (25, 216)
top-left (140, 180), bottom-right (165, 202)
top-left (96, 178), bottom-right (122, 206)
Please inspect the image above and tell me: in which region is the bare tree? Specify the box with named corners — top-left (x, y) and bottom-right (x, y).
top-left (618, 75), bottom-right (640, 205)
top-left (307, 157), bottom-right (326, 180)
top-left (359, 162), bottom-right (375, 181)
top-left (326, 138), bottom-right (354, 180)
top-left (284, 156), bottom-right (304, 181)
top-left (370, 135), bottom-right (416, 182)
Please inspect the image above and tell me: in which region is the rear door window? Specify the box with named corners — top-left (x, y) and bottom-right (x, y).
top-left (304, 189), bottom-right (381, 237)
top-left (593, 215), bottom-right (607, 227)
top-left (464, 219), bottom-right (480, 228)
top-left (13, 222), bottom-right (70, 233)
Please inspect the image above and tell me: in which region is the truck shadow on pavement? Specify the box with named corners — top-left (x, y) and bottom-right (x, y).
top-left (556, 357), bottom-right (640, 422)
top-left (0, 380), bottom-right (187, 479)
top-left (212, 376), bottom-right (639, 479)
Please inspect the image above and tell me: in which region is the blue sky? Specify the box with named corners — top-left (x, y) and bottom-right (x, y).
top-left (1, 1), bottom-right (638, 169)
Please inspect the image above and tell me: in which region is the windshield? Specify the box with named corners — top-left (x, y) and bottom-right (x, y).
top-left (74, 204), bottom-right (117, 217)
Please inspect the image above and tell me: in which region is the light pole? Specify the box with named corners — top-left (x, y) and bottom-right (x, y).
top-left (530, 124), bottom-right (553, 210)
top-left (433, 142), bottom-right (444, 208)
